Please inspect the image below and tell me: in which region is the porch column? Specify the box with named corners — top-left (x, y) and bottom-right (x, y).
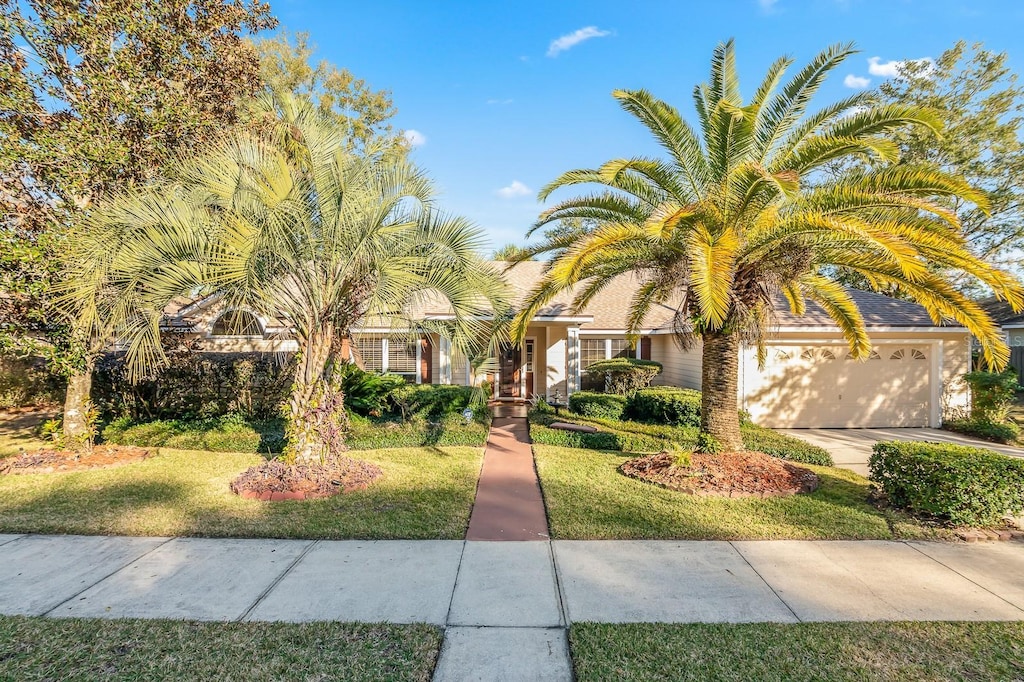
top-left (567, 326), bottom-right (581, 395)
top-left (439, 336), bottom-right (452, 385)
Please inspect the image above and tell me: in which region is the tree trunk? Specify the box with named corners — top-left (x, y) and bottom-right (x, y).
top-left (285, 325), bottom-right (349, 465)
top-left (62, 360), bottom-right (95, 449)
top-left (699, 330), bottom-right (743, 452)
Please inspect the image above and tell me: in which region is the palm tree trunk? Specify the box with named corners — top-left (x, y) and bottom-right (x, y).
top-left (699, 329), bottom-right (743, 452)
top-left (62, 359), bottom-right (95, 448)
top-left (286, 325), bottom-right (349, 465)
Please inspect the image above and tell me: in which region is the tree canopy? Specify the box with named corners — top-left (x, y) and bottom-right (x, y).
top-left (514, 40), bottom-right (1022, 450)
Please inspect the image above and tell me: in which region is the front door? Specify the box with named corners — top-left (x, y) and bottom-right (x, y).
top-left (498, 344), bottom-right (522, 398)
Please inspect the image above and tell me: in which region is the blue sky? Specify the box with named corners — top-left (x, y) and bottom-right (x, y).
top-left (271, 0), bottom-right (1024, 251)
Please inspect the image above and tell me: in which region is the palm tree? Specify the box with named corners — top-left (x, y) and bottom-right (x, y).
top-left (62, 98), bottom-right (507, 464)
top-left (514, 41), bottom-right (1023, 452)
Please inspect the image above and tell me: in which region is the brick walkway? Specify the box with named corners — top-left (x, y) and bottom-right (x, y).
top-left (465, 415), bottom-right (549, 541)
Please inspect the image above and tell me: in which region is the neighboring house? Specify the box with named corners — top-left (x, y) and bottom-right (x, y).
top-left (979, 297), bottom-right (1024, 383)
top-left (162, 261), bottom-right (971, 429)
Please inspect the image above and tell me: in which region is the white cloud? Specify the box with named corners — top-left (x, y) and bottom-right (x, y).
top-left (546, 26), bottom-right (611, 57)
top-left (403, 129), bottom-right (426, 147)
top-left (868, 56), bottom-right (935, 79)
top-left (757, 0), bottom-right (779, 12)
top-left (843, 74), bottom-right (870, 89)
top-left (497, 180), bottom-right (532, 199)
top-left (487, 98), bottom-right (514, 105)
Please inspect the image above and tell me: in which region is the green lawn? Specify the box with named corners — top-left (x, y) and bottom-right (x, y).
top-left (570, 622), bottom-right (1024, 682)
top-left (0, 446), bottom-right (482, 539)
top-left (0, 410), bottom-right (52, 457)
top-left (534, 444), bottom-right (944, 540)
top-left (0, 616), bottom-right (440, 681)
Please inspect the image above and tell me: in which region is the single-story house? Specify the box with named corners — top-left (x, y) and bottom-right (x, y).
top-left (161, 261), bottom-right (971, 429)
top-left (979, 297), bottom-right (1024, 384)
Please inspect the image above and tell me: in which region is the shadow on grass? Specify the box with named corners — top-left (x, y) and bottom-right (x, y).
top-left (0, 447), bottom-right (484, 540)
top-left (534, 446), bottom-right (927, 541)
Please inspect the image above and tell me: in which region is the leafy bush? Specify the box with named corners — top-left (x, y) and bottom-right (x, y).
top-left (348, 415), bottom-right (488, 449)
top-left (585, 357), bottom-right (663, 395)
top-left (869, 441), bottom-right (1024, 526)
top-left (528, 410), bottom-right (833, 465)
top-left (387, 384), bottom-right (480, 422)
top-left (529, 424), bottom-right (663, 452)
top-left (964, 369), bottom-right (1020, 424)
top-left (336, 363), bottom-right (408, 416)
top-left (92, 345), bottom-right (293, 421)
top-left (101, 414), bottom-right (280, 454)
top-left (569, 391), bottom-right (627, 420)
top-left (944, 418), bottom-right (1021, 445)
top-left (625, 387), bottom-right (703, 426)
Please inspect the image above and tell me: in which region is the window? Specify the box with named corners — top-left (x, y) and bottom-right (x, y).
top-left (890, 349), bottom-right (905, 360)
top-left (580, 339), bottom-right (606, 369)
top-left (610, 339), bottom-right (631, 358)
top-left (211, 310), bottom-right (263, 337)
top-left (911, 348), bottom-right (927, 360)
top-left (388, 340), bottom-right (418, 375)
top-left (354, 337), bottom-right (383, 372)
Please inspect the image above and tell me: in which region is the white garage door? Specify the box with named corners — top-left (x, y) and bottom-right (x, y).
top-left (747, 344), bottom-right (932, 428)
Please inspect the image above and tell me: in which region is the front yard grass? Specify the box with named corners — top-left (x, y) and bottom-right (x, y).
top-left (570, 621), bottom-right (1024, 682)
top-left (0, 446), bottom-right (482, 539)
top-left (534, 445), bottom-right (944, 540)
top-left (0, 615), bottom-right (440, 681)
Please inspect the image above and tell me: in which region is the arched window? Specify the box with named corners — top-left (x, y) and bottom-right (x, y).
top-left (211, 310), bottom-right (263, 337)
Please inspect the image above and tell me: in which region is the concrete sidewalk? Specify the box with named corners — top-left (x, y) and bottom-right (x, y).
top-left (1, 534), bottom-right (1023, 680)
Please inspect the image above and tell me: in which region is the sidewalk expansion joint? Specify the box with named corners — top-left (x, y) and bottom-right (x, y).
top-left (43, 536), bottom-right (176, 617)
top-left (903, 540), bottom-right (1024, 615)
top-left (729, 541), bottom-right (803, 623)
top-left (237, 539), bottom-right (319, 622)
top-left (442, 540), bottom-right (468, 628)
top-left (547, 541), bottom-right (570, 628)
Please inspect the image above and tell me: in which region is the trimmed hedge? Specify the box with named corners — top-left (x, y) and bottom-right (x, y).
top-left (0, 354), bottom-right (64, 408)
top-left (740, 426), bottom-right (834, 466)
top-left (348, 416), bottom-right (488, 449)
top-left (625, 387), bottom-right (702, 426)
top-left (387, 384), bottom-right (485, 422)
top-left (529, 411), bottom-right (833, 465)
top-left (944, 418), bottom-right (1021, 445)
top-left (869, 441), bottom-right (1024, 526)
top-left (102, 414), bottom-right (280, 454)
top-left (584, 357), bottom-right (662, 395)
top-left (530, 424), bottom-right (663, 452)
top-left (568, 391), bottom-right (627, 420)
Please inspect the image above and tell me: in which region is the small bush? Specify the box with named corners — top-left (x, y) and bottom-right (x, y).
top-left (101, 414), bottom-right (279, 454)
top-left (964, 369), bottom-right (1020, 425)
top-left (569, 391), bottom-right (627, 420)
top-left (625, 387), bottom-right (703, 426)
top-left (348, 415), bottom-right (488, 449)
top-left (944, 418), bottom-right (1021, 445)
top-left (387, 384), bottom-right (479, 422)
top-left (869, 441), bottom-right (1024, 526)
top-left (0, 354), bottom-right (64, 407)
top-left (585, 357), bottom-right (663, 395)
top-left (337, 363), bottom-right (408, 416)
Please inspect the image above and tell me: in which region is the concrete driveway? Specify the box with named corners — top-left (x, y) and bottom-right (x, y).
top-left (775, 428), bottom-right (1024, 477)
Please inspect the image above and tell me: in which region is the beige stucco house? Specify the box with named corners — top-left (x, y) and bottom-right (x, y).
top-left (162, 261), bottom-right (971, 429)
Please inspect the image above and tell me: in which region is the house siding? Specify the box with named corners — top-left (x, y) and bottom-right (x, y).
top-left (652, 335), bottom-right (701, 389)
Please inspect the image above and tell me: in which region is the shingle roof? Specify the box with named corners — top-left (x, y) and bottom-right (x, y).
top-left (979, 297), bottom-right (1024, 326)
top-left (771, 288), bottom-right (951, 328)
top-left (164, 261), bottom-right (956, 333)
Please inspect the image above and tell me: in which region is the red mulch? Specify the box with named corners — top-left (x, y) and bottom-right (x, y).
top-left (230, 458), bottom-right (383, 501)
top-left (0, 445), bottom-right (152, 475)
top-left (619, 451), bottom-right (820, 498)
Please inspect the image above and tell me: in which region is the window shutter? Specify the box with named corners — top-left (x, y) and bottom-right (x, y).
top-left (421, 337), bottom-right (433, 384)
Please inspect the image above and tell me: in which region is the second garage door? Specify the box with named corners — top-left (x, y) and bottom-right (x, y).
top-left (744, 344), bottom-right (933, 428)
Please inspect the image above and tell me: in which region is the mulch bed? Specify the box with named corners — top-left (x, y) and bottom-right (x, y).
top-left (0, 445), bottom-right (152, 475)
top-left (619, 451), bottom-right (819, 498)
top-left (230, 458), bottom-right (383, 501)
